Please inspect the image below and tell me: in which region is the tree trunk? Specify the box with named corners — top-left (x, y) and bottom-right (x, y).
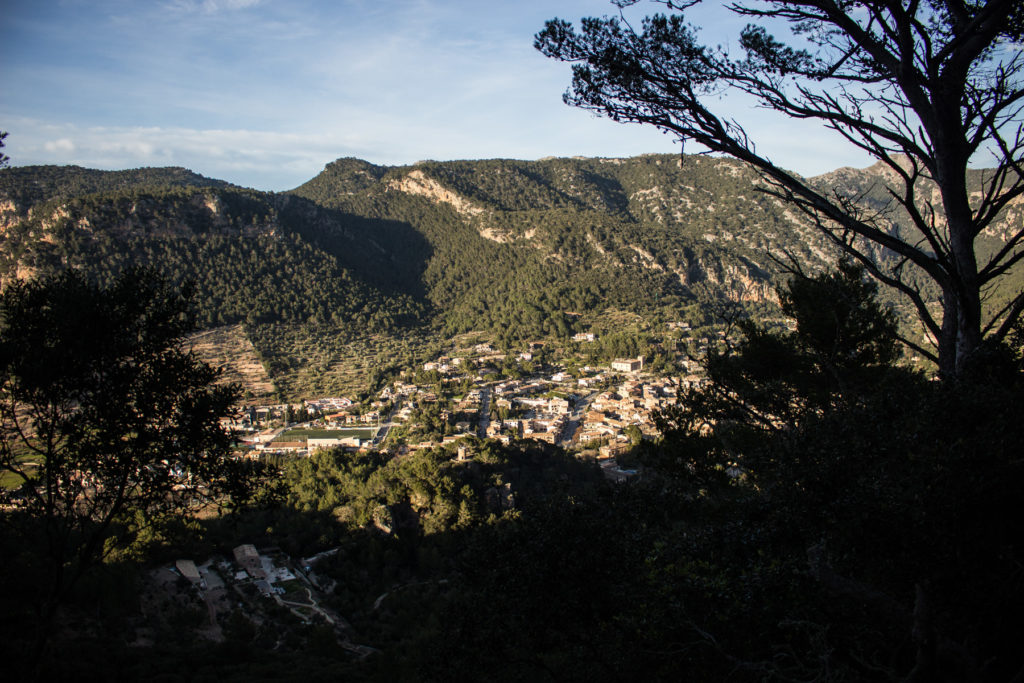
top-left (936, 142), bottom-right (983, 379)
top-left (937, 283), bottom-right (984, 379)
top-left (938, 289), bottom-right (960, 379)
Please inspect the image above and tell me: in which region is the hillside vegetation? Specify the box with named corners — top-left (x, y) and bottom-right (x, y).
top-left (3, 154), bottom-right (1020, 396)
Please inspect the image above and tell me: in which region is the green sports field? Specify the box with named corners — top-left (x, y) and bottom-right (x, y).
top-left (273, 427), bottom-right (376, 442)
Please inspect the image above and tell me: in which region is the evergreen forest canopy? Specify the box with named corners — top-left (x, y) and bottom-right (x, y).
top-left (3, 153), bottom-right (1022, 398)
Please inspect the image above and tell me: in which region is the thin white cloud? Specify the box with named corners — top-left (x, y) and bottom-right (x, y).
top-left (4, 117), bottom-right (403, 189)
top-left (1, 108), bottom-right (649, 186)
top-left (164, 0), bottom-right (262, 13)
top-left (4, 99), bottom-right (865, 191)
top-left (43, 138), bottom-right (76, 154)
top-left (210, 0), bottom-right (262, 9)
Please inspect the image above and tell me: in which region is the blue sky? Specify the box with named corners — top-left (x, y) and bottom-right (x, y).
top-left (1, 0), bottom-right (871, 191)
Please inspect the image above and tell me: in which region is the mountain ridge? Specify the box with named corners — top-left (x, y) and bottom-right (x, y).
top-left (3, 153), bottom-right (1019, 397)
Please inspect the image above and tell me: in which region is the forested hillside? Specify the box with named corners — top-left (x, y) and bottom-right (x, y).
top-left (293, 154), bottom-right (823, 322)
top-left (3, 154), bottom-right (1020, 396)
top-left (0, 164), bottom-right (231, 209)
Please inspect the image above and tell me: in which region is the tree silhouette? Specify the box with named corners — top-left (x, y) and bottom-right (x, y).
top-left (0, 269), bottom-right (252, 671)
top-left (537, 0), bottom-right (1024, 378)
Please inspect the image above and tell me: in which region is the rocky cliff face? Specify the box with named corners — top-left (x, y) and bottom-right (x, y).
top-left (0, 199), bottom-right (20, 231)
top-left (366, 155), bottom-right (810, 305)
top-left (388, 169), bottom-right (485, 220)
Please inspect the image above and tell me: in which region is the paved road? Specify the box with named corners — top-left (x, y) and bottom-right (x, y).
top-left (477, 386), bottom-right (492, 438)
top-left (373, 397), bottom-right (404, 446)
top-left (558, 391), bottom-right (599, 448)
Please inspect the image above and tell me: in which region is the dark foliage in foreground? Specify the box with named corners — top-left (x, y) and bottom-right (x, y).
top-left (2, 268), bottom-right (1022, 682)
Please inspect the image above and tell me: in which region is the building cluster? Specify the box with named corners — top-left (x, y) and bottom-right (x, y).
top-left (157, 543), bottom-right (360, 647)
top-left (487, 382), bottom-right (571, 444)
top-left (220, 329), bottom-right (717, 462)
top-left (253, 434), bottom-right (368, 454)
top-left (230, 543), bottom-right (297, 596)
top-left (576, 378), bottom-right (681, 457)
top-left (169, 543), bottom-right (297, 600)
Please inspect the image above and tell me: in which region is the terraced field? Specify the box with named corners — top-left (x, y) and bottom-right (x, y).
top-left (247, 325), bottom-right (441, 400)
top-left (188, 324), bottom-right (276, 403)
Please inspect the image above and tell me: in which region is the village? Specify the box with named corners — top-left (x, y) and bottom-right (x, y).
top-left (223, 332), bottom-right (715, 473)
